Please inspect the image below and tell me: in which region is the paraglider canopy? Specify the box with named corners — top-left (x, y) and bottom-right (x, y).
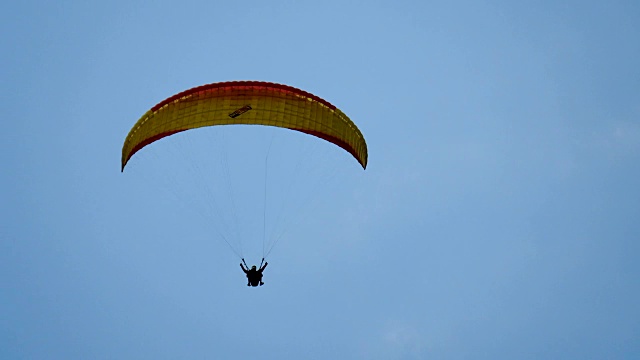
top-left (121, 81), bottom-right (368, 172)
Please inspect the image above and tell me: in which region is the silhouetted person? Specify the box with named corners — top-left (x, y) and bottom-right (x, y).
top-left (240, 260), bottom-right (268, 287)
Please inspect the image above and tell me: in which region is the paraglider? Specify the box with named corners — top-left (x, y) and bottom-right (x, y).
top-left (121, 81), bottom-right (367, 287)
top-left (240, 258), bottom-right (268, 287)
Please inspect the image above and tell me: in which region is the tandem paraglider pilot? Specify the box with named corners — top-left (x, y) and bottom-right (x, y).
top-left (240, 259), bottom-right (268, 287)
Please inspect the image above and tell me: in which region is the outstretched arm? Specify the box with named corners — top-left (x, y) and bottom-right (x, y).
top-left (259, 262), bottom-right (268, 272)
top-left (240, 262), bottom-right (248, 273)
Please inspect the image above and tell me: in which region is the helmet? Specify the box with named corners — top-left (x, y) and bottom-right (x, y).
top-left (251, 265), bottom-right (257, 270)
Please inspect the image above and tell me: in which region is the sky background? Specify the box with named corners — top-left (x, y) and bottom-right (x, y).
top-left (2, 0), bottom-right (640, 359)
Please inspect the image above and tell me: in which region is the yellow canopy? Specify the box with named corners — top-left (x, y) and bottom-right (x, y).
top-left (121, 81), bottom-right (368, 171)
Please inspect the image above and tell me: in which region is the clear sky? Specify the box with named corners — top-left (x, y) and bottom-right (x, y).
top-left (2, 0), bottom-right (639, 359)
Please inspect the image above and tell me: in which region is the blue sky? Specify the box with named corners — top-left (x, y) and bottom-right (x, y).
top-left (2, 0), bottom-right (640, 359)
